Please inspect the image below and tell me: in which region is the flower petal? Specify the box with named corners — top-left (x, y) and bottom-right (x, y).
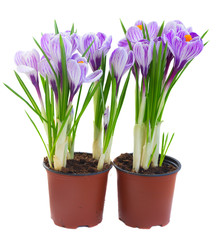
top-left (118, 38), bottom-right (128, 48)
top-left (122, 50), bottom-right (135, 76)
top-left (126, 26), bottom-right (143, 43)
top-left (84, 69), bottom-right (103, 83)
top-left (147, 21), bottom-right (159, 40)
top-left (38, 58), bottom-right (57, 78)
top-left (96, 32), bottom-right (106, 45)
top-left (67, 59), bottom-right (81, 94)
top-left (133, 41), bottom-right (153, 77)
top-left (70, 33), bottom-right (79, 52)
top-left (50, 34), bottom-right (73, 68)
top-left (109, 47), bottom-right (128, 82)
top-left (41, 33), bottom-right (54, 58)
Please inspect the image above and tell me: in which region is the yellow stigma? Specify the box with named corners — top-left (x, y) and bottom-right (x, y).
top-left (184, 34), bottom-right (192, 42)
top-left (78, 61), bottom-right (84, 64)
top-left (137, 25), bottom-right (143, 30)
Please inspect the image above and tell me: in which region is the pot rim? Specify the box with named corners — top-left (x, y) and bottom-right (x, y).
top-left (113, 154), bottom-right (181, 177)
top-left (43, 152), bottom-right (113, 176)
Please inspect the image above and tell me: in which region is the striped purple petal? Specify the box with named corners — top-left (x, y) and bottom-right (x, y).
top-left (96, 32), bottom-right (106, 45)
top-left (133, 41), bottom-right (153, 78)
top-left (84, 69), bottom-right (103, 83)
top-left (126, 26), bottom-right (143, 43)
top-left (164, 29), bottom-right (204, 71)
top-left (118, 38), bottom-right (128, 47)
top-left (50, 34), bottom-right (73, 70)
top-left (103, 106), bottom-right (110, 132)
top-left (109, 47), bottom-right (135, 91)
top-left (163, 20), bottom-right (187, 35)
top-left (173, 36), bottom-right (204, 69)
top-left (15, 49), bottom-right (40, 88)
top-left (38, 58), bottom-right (58, 102)
top-left (147, 21), bottom-right (159, 40)
top-left (67, 59), bottom-right (81, 102)
top-left (109, 47), bottom-right (128, 83)
top-left (78, 32), bottom-right (112, 71)
top-left (14, 49), bottom-right (42, 104)
top-left (122, 51), bottom-right (135, 76)
top-left (41, 33), bottom-right (54, 58)
top-left (70, 33), bottom-right (79, 52)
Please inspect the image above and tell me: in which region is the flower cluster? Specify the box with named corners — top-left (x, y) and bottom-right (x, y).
top-left (10, 22), bottom-right (135, 171)
top-left (6, 20), bottom-right (205, 172)
top-left (118, 20), bottom-right (205, 172)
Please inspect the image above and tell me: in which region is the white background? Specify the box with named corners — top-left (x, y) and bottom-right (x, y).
top-left (0, 0), bottom-right (221, 239)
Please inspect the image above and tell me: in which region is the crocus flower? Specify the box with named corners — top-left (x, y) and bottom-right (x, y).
top-left (14, 49), bottom-right (43, 105)
top-left (164, 29), bottom-right (204, 88)
top-left (163, 20), bottom-right (192, 35)
top-left (126, 21), bottom-right (159, 44)
top-left (78, 32), bottom-right (112, 71)
top-left (109, 47), bottom-right (135, 92)
top-left (38, 58), bottom-right (58, 103)
top-left (67, 59), bottom-right (103, 103)
top-left (133, 40), bottom-right (154, 79)
top-left (41, 32), bottom-right (79, 71)
top-left (162, 20), bottom-right (195, 81)
top-left (103, 106), bottom-right (110, 132)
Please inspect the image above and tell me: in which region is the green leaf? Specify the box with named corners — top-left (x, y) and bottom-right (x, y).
top-left (54, 20), bottom-right (59, 34)
top-left (201, 29), bottom-right (209, 39)
top-left (60, 35), bottom-right (69, 120)
top-left (49, 106), bottom-right (73, 159)
top-left (120, 19), bottom-right (127, 34)
top-left (40, 74), bottom-right (46, 93)
top-left (4, 83), bottom-right (47, 123)
top-left (157, 21), bottom-right (165, 37)
top-left (142, 24), bottom-right (146, 39)
top-left (45, 77), bottom-right (52, 155)
top-left (159, 133), bottom-right (175, 167)
top-left (74, 85), bottom-right (82, 123)
top-left (26, 111), bottom-right (50, 165)
top-left (70, 23), bottom-right (75, 35)
top-left (68, 82), bottom-right (100, 137)
top-left (82, 39), bottom-right (95, 57)
top-left (103, 72), bottom-right (117, 152)
top-left (144, 24), bottom-right (150, 41)
top-left (148, 144), bottom-right (157, 168)
top-left (14, 71), bottom-right (42, 116)
top-left (112, 70), bottom-right (131, 135)
top-left (33, 38), bottom-right (59, 92)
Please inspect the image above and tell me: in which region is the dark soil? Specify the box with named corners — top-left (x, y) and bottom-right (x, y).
top-left (114, 153), bottom-right (177, 175)
top-left (44, 152), bottom-right (111, 174)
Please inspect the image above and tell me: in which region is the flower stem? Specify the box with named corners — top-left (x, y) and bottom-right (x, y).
top-left (92, 123), bottom-right (102, 160)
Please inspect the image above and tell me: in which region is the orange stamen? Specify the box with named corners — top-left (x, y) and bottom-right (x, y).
top-left (137, 25), bottom-right (142, 30)
top-left (184, 34), bottom-right (192, 42)
top-left (78, 61), bottom-right (84, 64)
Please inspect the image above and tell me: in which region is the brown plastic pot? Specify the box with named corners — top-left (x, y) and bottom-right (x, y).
top-left (43, 160), bottom-right (112, 229)
top-left (114, 155), bottom-right (181, 229)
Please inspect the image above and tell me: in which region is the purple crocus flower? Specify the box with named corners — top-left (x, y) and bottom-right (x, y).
top-left (38, 58), bottom-right (58, 103)
top-left (162, 20), bottom-right (194, 81)
top-left (133, 40), bottom-right (154, 79)
top-left (41, 32), bottom-right (79, 91)
top-left (103, 106), bottom-right (110, 132)
top-left (14, 49), bottom-right (43, 105)
top-left (67, 59), bottom-right (103, 103)
top-left (78, 32), bottom-right (112, 71)
top-left (109, 47), bottom-right (135, 93)
top-left (163, 20), bottom-right (192, 35)
top-left (126, 21), bottom-right (159, 44)
top-left (41, 32), bottom-right (79, 62)
top-left (164, 29), bottom-right (204, 89)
